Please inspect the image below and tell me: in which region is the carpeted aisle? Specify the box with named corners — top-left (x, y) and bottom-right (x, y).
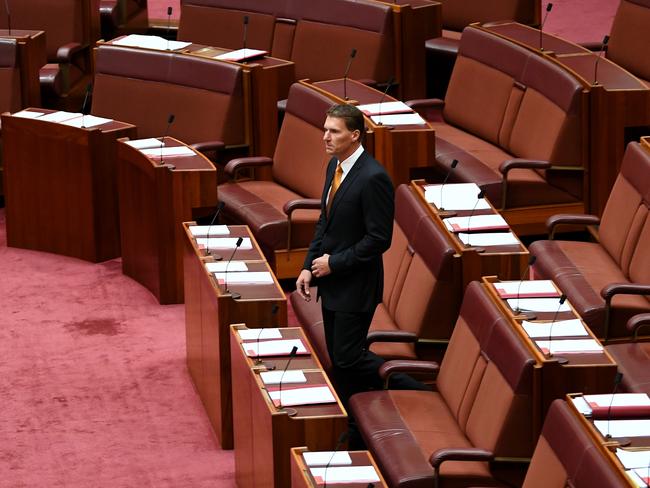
top-left (0, 209), bottom-right (234, 487)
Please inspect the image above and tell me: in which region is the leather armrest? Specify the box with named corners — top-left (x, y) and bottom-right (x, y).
top-left (580, 41), bottom-right (604, 51)
top-left (190, 141), bottom-right (225, 154)
top-left (601, 283), bottom-right (650, 300)
top-left (379, 360), bottom-right (439, 382)
top-left (429, 448), bottom-right (494, 469)
top-left (357, 78), bottom-right (378, 88)
top-left (56, 42), bottom-right (85, 63)
top-left (366, 330), bottom-right (418, 346)
top-left (283, 198), bottom-right (321, 217)
top-left (499, 158), bottom-right (551, 175)
top-left (546, 213), bottom-right (600, 238)
top-left (406, 98), bottom-right (444, 110)
top-left (224, 156), bottom-right (273, 178)
top-left (627, 313), bottom-right (650, 336)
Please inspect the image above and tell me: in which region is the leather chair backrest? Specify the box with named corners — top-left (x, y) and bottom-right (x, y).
top-left (437, 281), bottom-right (535, 457)
top-left (271, 83), bottom-right (333, 199)
top-left (599, 141), bottom-right (650, 285)
top-left (437, 0), bottom-right (538, 32)
top-left (0, 38), bottom-right (21, 113)
top-left (608, 0), bottom-right (650, 83)
top-left (92, 45), bottom-right (245, 146)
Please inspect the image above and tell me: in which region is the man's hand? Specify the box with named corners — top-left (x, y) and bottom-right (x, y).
top-left (296, 269), bottom-right (313, 301)
top-left (311, 254), bottom-right (331, 278)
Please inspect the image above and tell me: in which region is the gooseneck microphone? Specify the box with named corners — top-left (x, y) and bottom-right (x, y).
top-left (277, 345), bottom-right (299, 416)
top-left (323, 431), bottom-right (350, 488)
top-left (80, 83), bottom-right (93, 129)
top-left (438, 159), bottom-right (459, 212)
top-left (593, 35), bottom-right (610, 86)
top-left (242, 15), bottom-right (249, 51)
top-left (159, 113), bottom-right (175, 166)
top-left (224, 236), bottom-right (243, 299)
top-left (205, 201), bottom-right (225, 259)
top-left (166, 6), bottom-right (173, 50)
top-left (376, 76), bottom-right (395, 125)
top-left (464, 190), bottom-right (485, 249)
top-left (546, 294), bottom-right (568, 364)
top-left (539, 3), bottom-right (553, 51)
top-left (513, 255), bottom-right (537, 316)
top-left (605, 371), bottom-right (623, 439)
top-left (343, 48), bottom-right (357, 101)
top-left (5, 0), bottom-right (11, 35)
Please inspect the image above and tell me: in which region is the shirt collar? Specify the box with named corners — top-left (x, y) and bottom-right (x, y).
top-left (338, 144), bottom-right (364, 176)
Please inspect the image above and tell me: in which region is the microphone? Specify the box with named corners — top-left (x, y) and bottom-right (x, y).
top-left (539, 3), bottom-right (553, 51)
top-left (322, 431), bottom-right (349, 488)
top-left (464, 190), bottom-right (485, 251)
top-left (254, 304), bottom-right (279, 370)
top-left (80, 83), bottom-right (93, 129)
top-left (604, 372), bottom-right (625, 442)
top-left (512, 255), bottom-right (538, 318)
top-left (159, 113), bottom-right (175, 166)
top-left (593, 35), bottom-right (610, 86)
top-left (205, 201), bottom-right (225, 259)
top-left (376, 76), bottom-right (395, 125)
top-left (4, 0), bottom-right (11, 35)
top-left (166, 6), bottom-right (173, 50)
top-left (242, 15), bottom-right (249, 51)
top-left (438, 159), bottom-right (459, 213)
top-left (343, 48), bottom-right (357, 101)
top-left (545, 294), bottom-right (568, 364)
top-left (277, 345), bottom-right (299, 417)
top-left (224, 236), bottom-right (243, 299)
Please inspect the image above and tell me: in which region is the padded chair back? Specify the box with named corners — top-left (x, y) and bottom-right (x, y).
top-left (0, 39), bottom-right (21, 113)
top-left (598, 141), bottom-right (650, 285)
top-left (271, 83), bottom-right (334, 199)
top-left (608, 0), bottom-right (650, 83)
top-left (92, 45), bottom-right (245, 146)
top-left (522, 400), bottom-right (629, 487)
top-left (438, 0), bottom-right (538, 31)
top-left (436, 281), bottom-right (536, 457)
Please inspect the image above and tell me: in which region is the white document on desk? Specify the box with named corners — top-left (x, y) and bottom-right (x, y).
top-left (214, 48), bottom-right (267, 61)
top-left (260, 370), bottom-right (307, 385)
top-left (357, 101), bottom-right (412, 116)
top-left (62, 115), bottom-right (114, 128)
top-left (619, 449), bottom-right (650, 470)
top-left (190, 225), bottom-right (230, 237)
top-left (522, 319), bottom-right (589, 338)
top-left (140, 146), bottom-right (196, 157)
top-left (12, 110), bottom-right (45, 119)
top-left (626, 469), bottom-right (650, 488)
top-left (205, 261), bottom-right (248, 273)
top-left (268, 385), bottom-right (335, 407)
top-left (495, 280), bottom-right (559, 298)
top-left (196, 237), bottom-right (253, 250)
top-left (585, 393), bottom-right (650, 409)
top-left (507, 297), bottom-right (571, 312)
top-left (535, 339), bottom-right (602, 354)
top-left (458, 232), bottom-right (519, 247)
top-left (214, 271), bottom-right (273, 284)
top-left (424, 182), bottom-right (491, 210)
top-left (310, 466), bottom-right (380, 484)
top-left (245, 338), bottom-right (308, 357)
top-left (38, 111), bottom-right (82, 123)
top-left (443, 214), bottom-right (508, 232)
top-left (370, 112), bottom-right (427, 126)
top-left (238, 328), bottom-right (283, 341)
top-left (595, 419), bottom-right (650, 438)
top-left (303, 451), bottom-right (353, 467)
top-left (113, 34), bottom-right (191, 50)
top-left (125, 138), bottom-right (163, 150)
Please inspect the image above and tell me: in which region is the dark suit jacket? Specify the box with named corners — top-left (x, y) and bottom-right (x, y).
top-left (303, 150), bottom-right (394, 313)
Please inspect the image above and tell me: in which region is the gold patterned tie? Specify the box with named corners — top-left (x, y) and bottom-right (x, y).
top-left (327, 163), bottom-right (343, 215)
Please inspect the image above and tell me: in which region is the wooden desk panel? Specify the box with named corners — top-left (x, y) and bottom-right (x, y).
top-left (0, 29), bottom-right (46, 107)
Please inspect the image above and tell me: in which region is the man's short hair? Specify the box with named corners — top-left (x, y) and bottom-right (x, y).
top-left (326, 104), bottom-right (365, 135)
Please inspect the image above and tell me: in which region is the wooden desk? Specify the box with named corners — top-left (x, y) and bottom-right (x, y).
top-left (183, 223), bottom-right (286, 448)
top-left (306, 78), bottom-right (436, 186)
top-left (481, 277), bottom-right (618, 438)
top-left (290, 447), bottom-right (389, 488)
top-left (481, 22), bottom-right (650, 216)
top-left (0, 29), bottom-right (46, 107)
top-left (231, 325), bottom-right (347, 488)
top-left (410, 181), bottom-right (529, 288)
top-left (2, 109), bottom-right (136, 262)
top-left (117, 137), bottom-right (217, 304)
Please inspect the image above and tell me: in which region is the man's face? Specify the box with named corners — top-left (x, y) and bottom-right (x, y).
top-left (323, 116), bottom-right (360, 160)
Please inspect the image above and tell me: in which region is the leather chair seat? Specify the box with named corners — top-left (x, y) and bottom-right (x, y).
top-left (530, 240), bottom-right (650, 338)
top-left (606, 342), bottom-right (650, 395)
top-left (219, 180), bottom-right (320, 252)
top-left (350, 390), bottom-right (495, 488)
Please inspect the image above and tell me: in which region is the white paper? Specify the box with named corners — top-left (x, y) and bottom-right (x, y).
top-left (140, 146), bottom-right (196, 158)
top-left (571, 395), bottom-right (593, 416)
top-left (215, 48), bottom-right (267, 61)
top-left (214, 271), bottom-right (273, 284)
top-left (357, 101), bottom-right (412, 116)
top-left (245, 338), bottom-right (307, 357)
top-left (626, 469), bottom-right (649, 488)
top-left (370, 112), bottom-right (427, 126)
top-left (38, 111), bottom-right (82, 123)
top-left (424, 182), bottom-right (491, 211)
top-left (443, 214), bottom-right (508, 232)
top-left (535, 339), bottom-right (603, 354)
top-left (310, 466), bottom-right (380, 484)
top-left (237, 328), bottom-right (283, 341)
top-left (595, 419), bottom-right (650, 438)
top-left (268, 385), bottom-right (336, 407)
top-left (189, 225), bottom-right (230, 237)
top-left (522, 319), bottom-right (588, 338)
top-left (619, 450), bottom-right (650, 471)
top-left (61, 115), bottom-right (114, 128)
top-left (458, 232), bottom-right (519, 247)
top-left (585, 393), bottom-right (650, 408)
top-left (260, 370), bottom-right (307, 385)
top-left (196, 237), bottom-right (253, 250)
top-left (205, 261), bottom-right (248, 273)
top-left (303, 451), bottom-right (353, 467)
top-left (12, 110), bottom-right (45, 119)
top-left (507, 297), bottom-right (571, 313)
top-left (113, 34), bottom-right (191, 51)
top-left (125, 138), bottom-right (163, 150)
top-left (495, 280), bottom-right (559, 298)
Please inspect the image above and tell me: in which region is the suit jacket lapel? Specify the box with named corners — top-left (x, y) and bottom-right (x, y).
top-left (324, 151), bottom-right (368, 226)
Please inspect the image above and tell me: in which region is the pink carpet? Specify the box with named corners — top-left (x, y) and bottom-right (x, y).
top-left (0, 209), bottom-right (235, 487)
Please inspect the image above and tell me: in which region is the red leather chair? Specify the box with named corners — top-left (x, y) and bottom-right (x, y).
top-left (100, 0), bottom-right (148, 40)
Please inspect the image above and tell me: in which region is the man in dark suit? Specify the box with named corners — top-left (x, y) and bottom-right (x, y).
top-left (296, 104), bottom-right (412, 403)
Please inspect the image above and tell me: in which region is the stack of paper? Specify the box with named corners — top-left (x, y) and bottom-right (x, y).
top-left (458, 232), bottom-right (519, 247)
top-left (522, 319), bottom-right (588, 338)
top-left (506, 297), bottom-right (571, 313)
top-left (140, 146), bottom-right (196, 158)
top-left (583, 393), bottom-right (650, 419)
top-left (370, 112), bottom-right (427, 126)
top-left (618, 449), bottom-right (650, 470)
top-left (268, 385), bottom-right (335, 407)
top-left (535, 339), bottom-right (603, 354)
top-left (260, 370), bottom-right (307, 385)
top-left (303, 451), bottom-right (353, 466)
top-left (424, 182), bottom-right (490, 211)
top-left (205, 261), bottom-right (248, 273)
top-left (310, 466), bottom-right (381, 484)
top-left (443, 214), bottom-right (509, 232)
top-left (245, 338), bottom-right (308, 357)
top-left (196, 237), bottom-right (253, 250)
top-left (357, 101), bottom-right (412, 116)
top-left (237, 328), bottom-right (283, 341)
top-left (214, 271), bottom-right (273, 284)
top-left (626, 469), bottom-right (650, 488)
top-left (495, 280), bottom-right (559, 299)
top-left (12, 110), bottom-right (45, 119)
top-left (61, 115), bottom-right (114, 128)
top-left (125, 138), bottom-right (164, 150)
top-left (215, 48), bottom-right (268, 61)
top-left (190, 225), bottom-right (230, 237)
top-left (113, 34), bottom-right (191, 50)
top-left (39, 111), bottom-right (82, 123)
top-left (594, 419), bottom-right (650, 439)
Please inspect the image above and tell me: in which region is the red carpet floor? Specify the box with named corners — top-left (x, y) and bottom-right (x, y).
top-left (0, 209), bottom-right (235, 487)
